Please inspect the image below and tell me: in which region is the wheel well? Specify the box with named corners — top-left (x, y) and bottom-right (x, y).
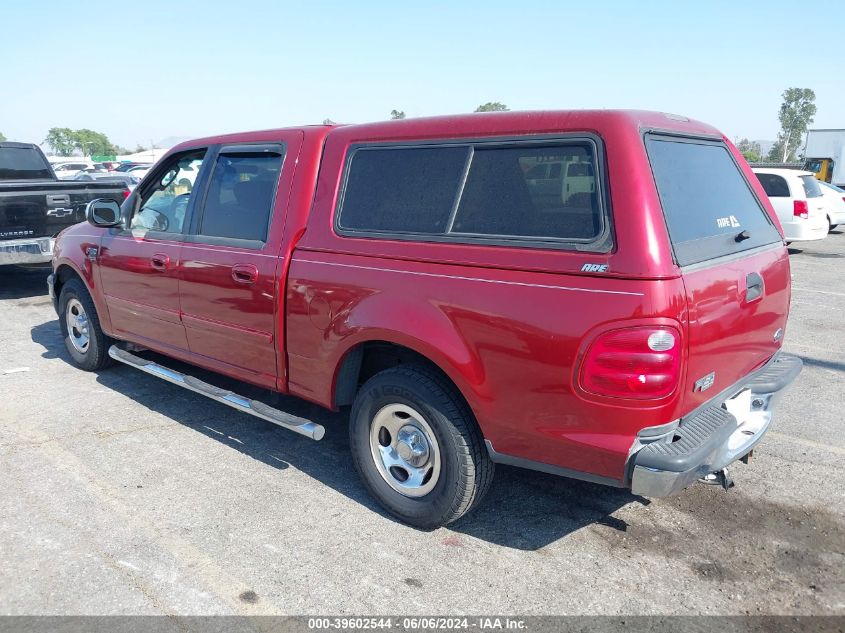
top-left (54, 264), bottom-right (82, 299)
top-left (334, 341), bottom-right (459, 408)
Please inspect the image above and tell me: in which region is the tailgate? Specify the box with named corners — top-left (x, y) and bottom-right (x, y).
top-left (646, 135), bottom-right (790, 411)
top-left (681, 246), bottom-right (790, 409)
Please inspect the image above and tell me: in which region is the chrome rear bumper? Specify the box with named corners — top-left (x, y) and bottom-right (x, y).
top-left (0, 237), bottom-right (54, 265)
top-left (630, 353), bottom-right (802, 497)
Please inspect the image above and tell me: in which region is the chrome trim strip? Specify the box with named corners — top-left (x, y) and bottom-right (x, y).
top-left (294, 259), bottom-right (645, 296)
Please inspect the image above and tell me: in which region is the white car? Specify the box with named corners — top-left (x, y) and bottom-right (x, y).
top-left (52, 161), bottom-right (93, 180)
top-left (752, 168), bottom-right (828, 242)
top-left (818, 181), bottom-right (845, 231)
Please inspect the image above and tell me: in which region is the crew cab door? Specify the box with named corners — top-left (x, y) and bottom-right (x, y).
top-left (97, 149), bottom-right (208, 351)
top-left (177, 136), bottom-right (299, 390)
top-left (646, 135), bottom-right (790, 412)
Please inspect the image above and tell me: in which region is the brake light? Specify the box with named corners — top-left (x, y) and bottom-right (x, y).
top-left (793, 200), bottom-right (808, 219)
top-left (122, 188), bottom-right (130, 200)
top-left (580, 326), bottom-right (681, 399)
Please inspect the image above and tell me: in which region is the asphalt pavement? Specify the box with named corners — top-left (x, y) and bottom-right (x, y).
top-left (0, 233), bottom-right (843, 616)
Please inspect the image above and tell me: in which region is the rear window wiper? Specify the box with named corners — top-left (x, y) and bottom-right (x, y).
top-left (735, 230), bottom-right (751, 242)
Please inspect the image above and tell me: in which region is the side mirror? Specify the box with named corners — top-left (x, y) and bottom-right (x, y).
top-left (86, 198), bottom-right (122, 228)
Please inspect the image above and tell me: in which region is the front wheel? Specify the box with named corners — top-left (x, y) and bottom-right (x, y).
top-left (58, 278), bottom-right (114, 371)
top-left (349, 365), bottom-right (494, 529)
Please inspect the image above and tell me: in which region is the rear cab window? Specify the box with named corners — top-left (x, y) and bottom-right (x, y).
top-left (0, 146), bottom-right (53, 180)
top-left (645, 135), bottom-right (782, 267)
top-left (336, 138), bottom-right (609, 250)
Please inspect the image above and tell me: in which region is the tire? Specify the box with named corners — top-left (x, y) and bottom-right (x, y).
top-left (829, 217), bottom-right (838, 232)
top-left (58, 278), bottom-right (114, 371)
top-left (349, 365), bottom-right (494, 528)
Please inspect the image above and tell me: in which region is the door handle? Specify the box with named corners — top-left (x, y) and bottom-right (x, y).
top-left (150, 253), bottom-right (170, 271)
top-left (232, 263), bottom-right (259, 285)
top-left (745, 272), bottom-right (764, 302)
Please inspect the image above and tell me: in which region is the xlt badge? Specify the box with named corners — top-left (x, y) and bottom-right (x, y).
top-left (694, 371), bottom-right (716, 392)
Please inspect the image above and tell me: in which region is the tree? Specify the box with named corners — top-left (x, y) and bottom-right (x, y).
top-left (736, 138), bottom-right (762, 162)
top-left (44, 127), bottom-right (76, 156)
top-left (474, 102), bottom-right (509, 112)
top-left (73, 128), bottom-right (115, 157)
top-left (0, 132), bottom-right (6, 142)
top-left (134, 144), bottom-right (148, 153)
top-left (767, 88), bottom-right (816, 162)
top-left (390, 109), bottom-right (406, 120)
top-left (322, 118), bottom-right (335, 125)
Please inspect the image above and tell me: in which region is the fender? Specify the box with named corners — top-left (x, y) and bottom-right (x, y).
top-left (53, 229), bottom-right (113, 336)
top-left (292, 289), bottom-right (490, 420)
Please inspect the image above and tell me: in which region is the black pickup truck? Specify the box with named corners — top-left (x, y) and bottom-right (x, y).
top-left (0, 142), bottom-right (128, 265)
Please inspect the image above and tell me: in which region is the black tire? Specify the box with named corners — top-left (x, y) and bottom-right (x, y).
top-left (829, 217), bottom-right (838, 232)
top-left (58, 278), bottom-right (114, 371)
top-left (349, 365), bottom-right (494, 529)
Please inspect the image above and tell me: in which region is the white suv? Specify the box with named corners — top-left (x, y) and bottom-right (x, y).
top-left (752, 168), bottom-right (827, 242)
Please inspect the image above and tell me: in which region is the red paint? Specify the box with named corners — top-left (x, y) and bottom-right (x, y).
top-left (53, 110), bottom-right (791, 485)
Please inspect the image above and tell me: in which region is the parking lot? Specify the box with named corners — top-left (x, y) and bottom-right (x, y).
top-left (0, 234), bottom-right (843, 617)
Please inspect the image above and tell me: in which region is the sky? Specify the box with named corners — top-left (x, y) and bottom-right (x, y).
top-left (1, 0), bottom-right (843, 150)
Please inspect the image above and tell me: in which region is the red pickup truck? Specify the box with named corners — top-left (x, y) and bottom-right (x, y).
top-left (49, 110), bottom-right (801, 528)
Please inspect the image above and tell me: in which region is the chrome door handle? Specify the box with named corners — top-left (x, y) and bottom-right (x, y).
top-left (231, 263), bottom-right (258, 285)
top-left (151, 253), bottom-right (170, 271)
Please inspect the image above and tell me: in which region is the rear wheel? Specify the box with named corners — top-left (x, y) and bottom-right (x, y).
top-left (829, 216), bottom-right (838, 232)
top-left (58, 278), bottom-right (114, 371)
top-left (349, 365), bottom-right (494, 529)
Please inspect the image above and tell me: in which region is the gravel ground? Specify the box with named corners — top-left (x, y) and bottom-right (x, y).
top-left (0, 233), bottom-right (843, 617)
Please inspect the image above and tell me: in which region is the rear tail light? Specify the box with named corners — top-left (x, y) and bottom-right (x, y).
top-left (793, 200), bottom-right (808, 219)
top-left (122, 188), bottom-right (130, 200)
top-left (580, 326), bottom-right (681, 399)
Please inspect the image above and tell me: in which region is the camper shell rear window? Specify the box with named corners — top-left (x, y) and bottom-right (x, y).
top-left (645, 135), bottom-right (782, 267)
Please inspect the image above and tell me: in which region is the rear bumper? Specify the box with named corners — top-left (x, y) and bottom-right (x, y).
top-left (0, 237), bottom-right (55, 265)
top-left (629, 352), bottom-right (802, 497)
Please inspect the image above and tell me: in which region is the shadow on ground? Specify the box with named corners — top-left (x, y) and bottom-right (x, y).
top-left (29, 318), bottom-right (636, 550)
top-left (0, 265), bottom-right (51, 300)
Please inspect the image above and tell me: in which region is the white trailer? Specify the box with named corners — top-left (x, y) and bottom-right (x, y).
top-left (804, 129), bottom-right (845, 187)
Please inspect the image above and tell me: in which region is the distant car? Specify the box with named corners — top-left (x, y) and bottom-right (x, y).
top-left (818, 181), bottom-right (845, 231)
top-left (53, 161), bottom-right (93, 180)
top-left (752, 168), bottom-right (828, 242)
top-left (73, 171), bottom-right (141, 192)
top-left (115, 162), bottom-right (150, 172)
top-left (127, 165), bottom-right (152, 179)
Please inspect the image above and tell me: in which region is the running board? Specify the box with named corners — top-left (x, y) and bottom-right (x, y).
top-left (108, 345), bottom-right (325, 441)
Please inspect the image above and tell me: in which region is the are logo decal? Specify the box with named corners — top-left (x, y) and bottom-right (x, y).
top-left (716, 215), bottom-right (741, 229)
top-left (581, 263), bottom-right (609, 273)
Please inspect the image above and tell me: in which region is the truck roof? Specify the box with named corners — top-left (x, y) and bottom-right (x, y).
top-left (170, 110), bottom-right (723, 152)
top-left (0, 141), bottom-right (39, 149)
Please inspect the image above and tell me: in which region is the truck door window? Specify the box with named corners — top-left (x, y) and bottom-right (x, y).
top-left (131, 150), bottom-right (206, 234)
top-left (196, 147), bottom-right (285, 243)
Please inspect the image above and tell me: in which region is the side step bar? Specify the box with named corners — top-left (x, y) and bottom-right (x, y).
top-left (108, 345), bottom-right (325, 441)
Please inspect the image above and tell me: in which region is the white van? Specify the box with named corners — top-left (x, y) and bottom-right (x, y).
top-left (752, 168), bottom-right (827, 242)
